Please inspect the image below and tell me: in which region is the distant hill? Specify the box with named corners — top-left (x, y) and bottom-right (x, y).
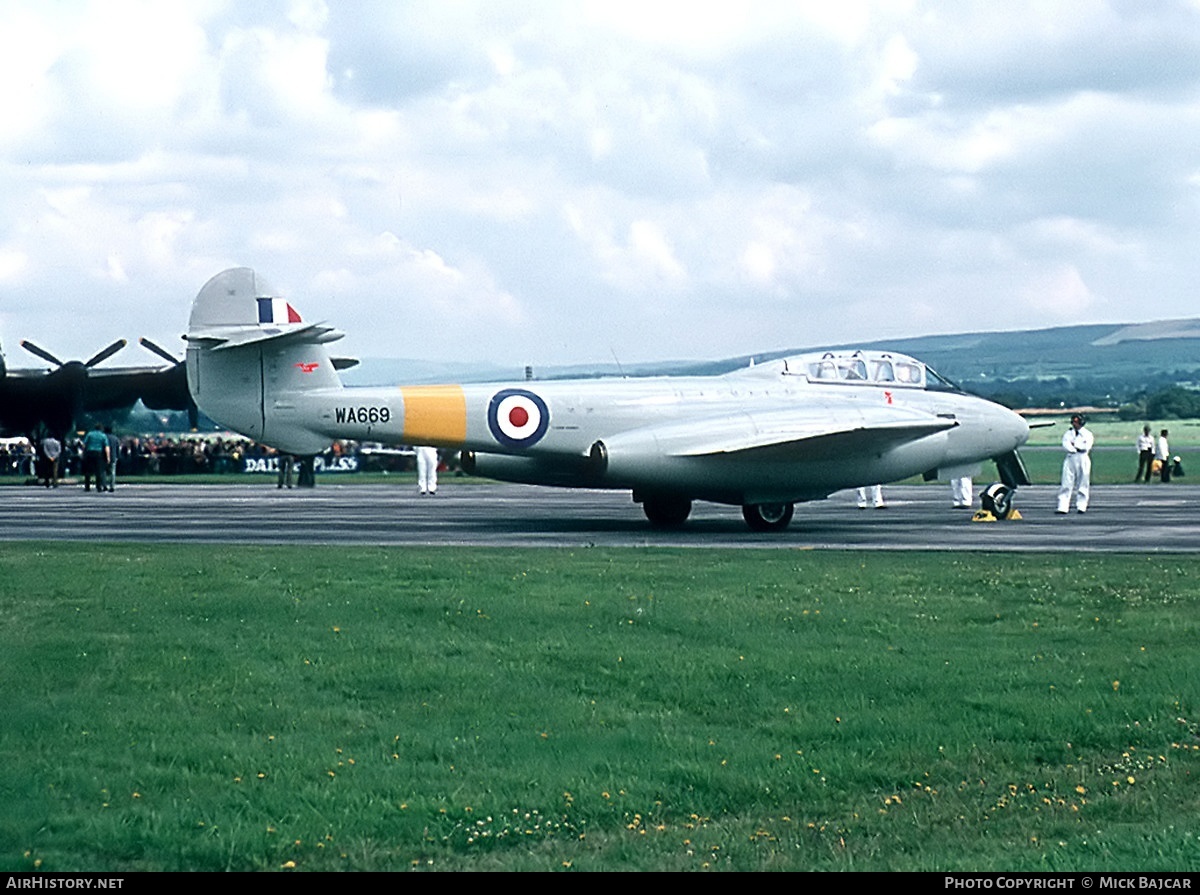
top-left (825, 319), bottom-right (1200, 405)
top-left (342, 317), bottom-right (1200, 407)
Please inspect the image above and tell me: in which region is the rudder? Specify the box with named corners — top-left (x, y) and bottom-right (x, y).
top-left (186, 268), bottom-right (344, 454)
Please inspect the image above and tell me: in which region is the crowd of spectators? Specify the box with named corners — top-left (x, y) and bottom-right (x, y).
top-left (0, 434), bottom-right (398, 477)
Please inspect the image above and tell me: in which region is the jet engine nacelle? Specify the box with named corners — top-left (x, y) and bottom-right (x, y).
top-left (460, 450), bottom-right (599, 488)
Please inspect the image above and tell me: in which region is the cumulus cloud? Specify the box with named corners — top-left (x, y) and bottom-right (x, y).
top-left (4, 0), bottom-right (1200, 365)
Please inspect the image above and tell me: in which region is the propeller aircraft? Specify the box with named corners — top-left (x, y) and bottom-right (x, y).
top-left (185, 268), bottom-right (1031, 530)
top-left (0, 336), bottom-right (193, 442)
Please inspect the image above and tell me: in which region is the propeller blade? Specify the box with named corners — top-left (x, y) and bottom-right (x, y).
top-left (138, 337), bottom-right (180, 365)
top-left (20, 340), bottom-right (64, 367)
top-left (85, 339), bottom-right (128, 368)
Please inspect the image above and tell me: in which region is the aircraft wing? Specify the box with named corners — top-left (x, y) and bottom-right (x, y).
top-left (602, 404), bottom-right (956, 461)
top-left (85, 365), bottom-right (191, 412)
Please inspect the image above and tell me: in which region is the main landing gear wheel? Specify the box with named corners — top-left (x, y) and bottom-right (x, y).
top-left (642, 496), bottom-right (693, 527)
top-left (742, 502), bottom-right (795, 532)
top-left (980, 483), bottom-right (1014, 520)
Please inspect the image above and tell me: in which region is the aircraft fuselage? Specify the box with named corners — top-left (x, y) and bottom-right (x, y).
top-left (194, 345), bottom-right (1027, 505)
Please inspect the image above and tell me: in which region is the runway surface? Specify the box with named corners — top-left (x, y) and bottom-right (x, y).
top-left (1, 481), bottom-right (1196, 550)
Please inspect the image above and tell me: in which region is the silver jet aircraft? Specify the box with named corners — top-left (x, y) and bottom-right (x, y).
top-left (185, 268), bottom-right (1030, 530)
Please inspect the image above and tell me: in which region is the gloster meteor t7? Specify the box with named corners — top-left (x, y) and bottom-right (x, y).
top-left (185, 268), bottom-right (1030, 531)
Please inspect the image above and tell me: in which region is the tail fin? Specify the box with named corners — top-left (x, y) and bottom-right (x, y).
top-left (186, 268), bottom-right (345, 454)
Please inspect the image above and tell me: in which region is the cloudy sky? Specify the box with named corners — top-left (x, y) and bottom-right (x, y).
top-left (3, 0), bottom-right (1200, 372)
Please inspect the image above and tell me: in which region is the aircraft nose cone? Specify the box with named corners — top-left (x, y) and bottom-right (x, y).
top-left (997, 405), bottom-right (1030, 450)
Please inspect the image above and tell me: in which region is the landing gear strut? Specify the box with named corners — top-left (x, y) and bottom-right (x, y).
top-left (742, 502), bottom-right (795, 532)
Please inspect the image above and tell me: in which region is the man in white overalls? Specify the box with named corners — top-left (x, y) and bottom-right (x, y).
top-left (1057, 414), bottom-right (1094, 514)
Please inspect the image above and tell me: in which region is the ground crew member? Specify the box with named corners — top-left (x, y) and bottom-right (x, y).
top-left (417, 446), bottom-right (439, 495)
top-left (950, 475), bottom-right (973, 509)
top-left (856, 484), bottom-right (885, 509)
top-left (1057, 414), bottom-right (1093, 514)
top-left (1135, 425), bottom-right (1155, 482)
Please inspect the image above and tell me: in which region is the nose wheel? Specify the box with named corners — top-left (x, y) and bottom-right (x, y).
top-left (977, 483), bottom-right (1020, 521)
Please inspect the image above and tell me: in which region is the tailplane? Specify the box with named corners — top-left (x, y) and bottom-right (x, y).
top-left (185, 268), bottom-right (344, 453)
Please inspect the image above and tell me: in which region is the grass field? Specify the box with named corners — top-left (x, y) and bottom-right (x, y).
top-left (2, 545), bottom-right (1198, 872)
top-left (1022, 418), bottom-right (1200, 449)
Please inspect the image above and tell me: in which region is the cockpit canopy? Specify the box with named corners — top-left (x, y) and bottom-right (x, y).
top-left (790, 350), bottom-right (926, 388)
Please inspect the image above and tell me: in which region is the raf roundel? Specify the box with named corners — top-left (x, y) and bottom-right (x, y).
top-left (487, 388), bottom-right (550, 449)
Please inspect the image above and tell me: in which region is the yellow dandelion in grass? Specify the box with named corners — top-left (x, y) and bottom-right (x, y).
top-left (1113, 680), bottom-right (1120, 691)
top-left (1127, 776), bottom-right (1136, 785)
top-left (281, 861), bottom-right (296, 869)
top-left (1075, 785), bottom-right (1087, 795)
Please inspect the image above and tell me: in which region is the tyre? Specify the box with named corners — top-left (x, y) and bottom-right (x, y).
top-left (742, 502), bottom-right (795, 532)
top-left (642, 495), bottom-right (693, 527)
top-left (980, 483), bottom-right (1013, 519)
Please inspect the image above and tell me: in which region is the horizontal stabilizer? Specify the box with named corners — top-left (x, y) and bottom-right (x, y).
top-left (185, 321), bottom-right (344, 351)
